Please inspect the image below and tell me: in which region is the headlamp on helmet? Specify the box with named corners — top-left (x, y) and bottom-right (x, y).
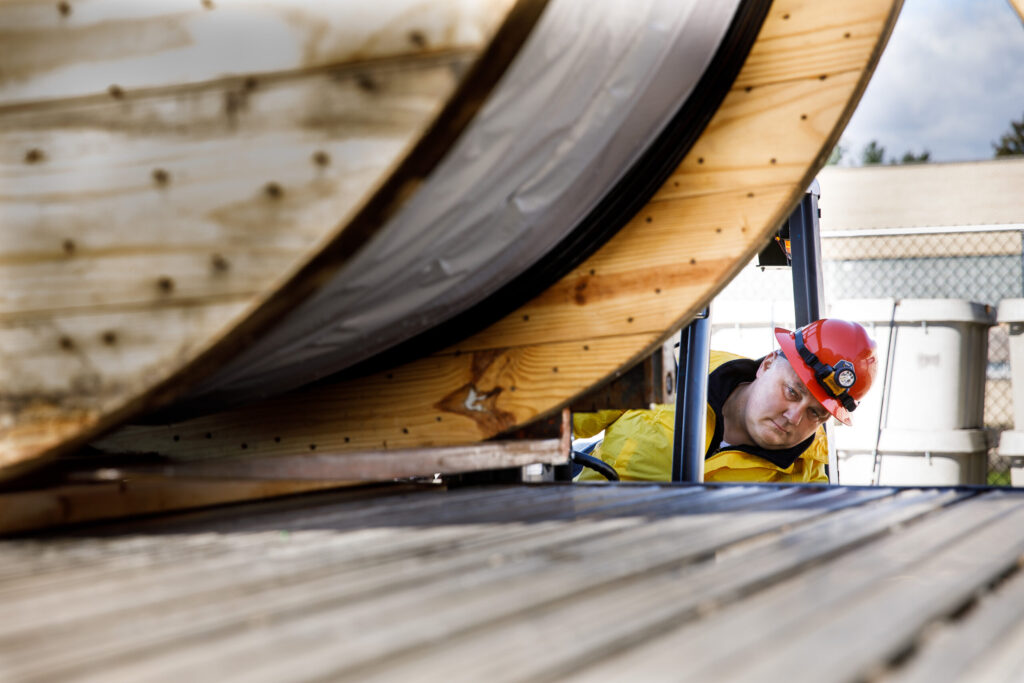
top-left (793, 330), bottom-right (858, 412)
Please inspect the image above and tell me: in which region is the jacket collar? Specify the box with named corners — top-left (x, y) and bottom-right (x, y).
top-left (705, 356), bottom-right (815, 470)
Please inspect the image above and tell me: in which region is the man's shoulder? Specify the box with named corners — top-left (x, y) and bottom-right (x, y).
top-left (709, 349), bottom-right (754, 373)
top-left (710, 349), bottom-right (746, 365)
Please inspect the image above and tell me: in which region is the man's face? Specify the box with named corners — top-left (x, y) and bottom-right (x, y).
top-left (743, 353), bottom-right (830, 450)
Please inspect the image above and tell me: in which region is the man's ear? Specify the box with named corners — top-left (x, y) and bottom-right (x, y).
top-left (756, 352), bottom-right (776, 378)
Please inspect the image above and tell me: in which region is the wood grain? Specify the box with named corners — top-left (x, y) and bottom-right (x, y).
top-left (0, 478), bottom-right (352, 536)
top-left (3, 483), bottom-right (1023, 680)
top-left (97, 0), bottom-right (902, 462)
top-left (0, 0), bottom-right (515, 107)
top-left (0, 0), bottom-right (520, 471)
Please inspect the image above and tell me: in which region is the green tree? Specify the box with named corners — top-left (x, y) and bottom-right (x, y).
top-left (898, 149), bottom-right (930, 164)
top-left (993, 112), bottom-right (1024, 157)
top-left (861, 140), bottom-right (886, 164)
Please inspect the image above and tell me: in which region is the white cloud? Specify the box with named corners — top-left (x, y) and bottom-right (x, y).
top-left (839, 0), bottom-right (1024, 163)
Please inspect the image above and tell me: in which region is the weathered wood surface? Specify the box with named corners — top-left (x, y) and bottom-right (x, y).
top-left (0, 418), bottom-right (569, 534)
top-left (97, 0), bottom-right (903, 462)
top-left (3, 482), bottom-right (1024, 681)
top-left (0, 0), bottom-right (521, 470)
top-left (0, 477), bottom-right (354, 537)
top-left (0, 0), bottom-right (516, 106)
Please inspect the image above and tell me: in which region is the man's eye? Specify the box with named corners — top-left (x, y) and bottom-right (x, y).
top-left (784, 386), bottom-right (798, 399)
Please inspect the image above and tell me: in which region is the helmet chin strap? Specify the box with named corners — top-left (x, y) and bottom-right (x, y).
top-left (793, 330), bottom-right (858, 412)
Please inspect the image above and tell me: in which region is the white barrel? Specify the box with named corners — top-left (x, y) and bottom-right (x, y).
top-left (997, 299), bottom-right (1024, 430)
top-left (997, 430), bottom-right (1024, 486)
top-left (836, 428), bottom-right (989, 486)
top-left (829, 299), bottom-right (994, 431)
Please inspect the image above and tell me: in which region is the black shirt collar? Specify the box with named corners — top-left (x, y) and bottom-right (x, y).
top-left (705, 356), bottom-right (816, 469)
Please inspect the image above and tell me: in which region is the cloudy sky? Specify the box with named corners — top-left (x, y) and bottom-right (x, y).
top-left (838, 0), bottom-right (1024, 164)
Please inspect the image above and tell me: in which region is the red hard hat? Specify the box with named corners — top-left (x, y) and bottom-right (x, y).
top-left (774, 319), bottom-right (878, 426)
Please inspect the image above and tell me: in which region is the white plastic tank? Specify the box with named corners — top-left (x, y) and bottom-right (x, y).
top-left (835, 428), bottom-right (988, 486)
top-left (829, 298), bottom-right (994, 431)
top-left (996, 299), bottom-right (1024, 431)
top-left (995, 300), bottom-right (1024, 483)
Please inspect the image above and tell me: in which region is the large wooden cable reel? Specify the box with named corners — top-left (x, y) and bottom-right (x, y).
top-left (0, 0), bottom-right (537, 472)
top-left (3, 0), bottom-right (905, 474)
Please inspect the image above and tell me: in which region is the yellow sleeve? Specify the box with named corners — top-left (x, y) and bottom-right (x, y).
top-left (576, 405), bottom-right (675, 482)
top-left (573, 409), bottom-right (627, 439)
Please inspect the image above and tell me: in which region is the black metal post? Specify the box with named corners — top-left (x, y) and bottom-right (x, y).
top-left (789, 179), bottom-right (824, 327)
top-left (671, 308), bottom-right (711, 482)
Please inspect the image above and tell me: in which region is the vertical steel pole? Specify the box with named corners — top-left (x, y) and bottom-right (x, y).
top-left (789, 180), bottom-right (824, 327)
top-left (671, 308), bottom-right (711, 482)
top-left (789, 180), bottom-right (835, 480)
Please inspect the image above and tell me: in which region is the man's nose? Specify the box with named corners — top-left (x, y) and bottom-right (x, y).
top-left (783, 404), bottom-right (804, 426)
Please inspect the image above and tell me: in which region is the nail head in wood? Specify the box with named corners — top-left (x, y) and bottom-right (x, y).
top-left (408, 30), bottom-right (427, 48)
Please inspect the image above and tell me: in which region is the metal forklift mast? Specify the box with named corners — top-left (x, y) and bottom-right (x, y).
top-left (671, 308), bottom-right (710, 482)
top-left (672, 181), bottom-right (824, 482)
top-left (790, 179), bottom-right (824, 327)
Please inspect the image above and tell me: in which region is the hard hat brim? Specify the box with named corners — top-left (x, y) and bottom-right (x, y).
top-left (775, 327), bottom-right (852, 426)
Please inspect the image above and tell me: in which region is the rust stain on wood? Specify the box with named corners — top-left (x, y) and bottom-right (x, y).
top-left (434, 350), bottom-right (516, 433)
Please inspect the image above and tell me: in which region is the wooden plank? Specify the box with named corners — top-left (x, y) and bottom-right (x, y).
top-left (96, 0), bottom-right (902, 464)
top-left (713, 491), bottom-right (1024, 683)
top-left (6, 483), bottom-right (1024, 682)
top-left (0, 478), bottom-right (356, 536)
top-left (0, 488), bottom-right (787, 677)
top-left (564, 489), bottom-right (1021, 681)
top-left (0, 487), bottom-right (911, 681)
top-left (96, 438), bottom-right (569, 480)
top-left (0, 0), bottom-right (517, 107)
top-left (330, 490), bottom-right (957, 683)
top-left (0, 0), bottom-right (527, 471)
top-left (887, 562), bottom-right (1024, 683)
top-left (0, 489), bottom-right (724, 638)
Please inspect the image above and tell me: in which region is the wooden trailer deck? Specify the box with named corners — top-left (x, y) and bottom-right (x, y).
top-left (4, 482), bottom-right (1024, 681)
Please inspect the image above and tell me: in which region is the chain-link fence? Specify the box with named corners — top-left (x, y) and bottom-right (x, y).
top-left (823, 229), bottom-right (1021, 484)
top-left (713, 227), bottom-right (1024, 484)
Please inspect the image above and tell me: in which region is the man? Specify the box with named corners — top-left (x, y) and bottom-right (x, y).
top-left (574, 318), bottom-right (878, 483)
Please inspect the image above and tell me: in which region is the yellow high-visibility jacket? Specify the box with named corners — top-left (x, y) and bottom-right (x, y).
top-left (575, 350), bottom-right (828, 483)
